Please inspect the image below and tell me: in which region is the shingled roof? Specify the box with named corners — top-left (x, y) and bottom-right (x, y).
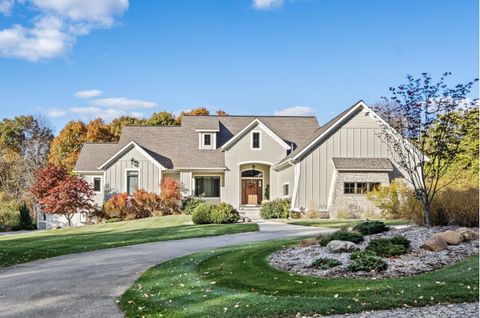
top-left (74, 115), bottom-right (320, 171)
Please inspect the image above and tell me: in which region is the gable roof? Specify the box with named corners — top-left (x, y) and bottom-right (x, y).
top-left (98, 141), bottom-right (166, 170)
top-left (221, 118), bottom-right (291, 151)
top-left (332, 158), bottom-right (393, 171)
top-left (74, 115), bottom-right (319, 172)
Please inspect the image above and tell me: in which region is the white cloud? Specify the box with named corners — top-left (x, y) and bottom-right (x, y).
top-left (45, 107), bottom-right (66, 117)
top-left (92, 97), bottom-right (157, 109)
top-left (74, 89), bottom-right (102, 98)
top-left (0, 0), bottom-right (128, 62)
top-left (253, 0), bottom-right (284, 10)
top-left (274, 106), bottom-right (315, 116)
top-left (46, 106), bottom-right (142, 121)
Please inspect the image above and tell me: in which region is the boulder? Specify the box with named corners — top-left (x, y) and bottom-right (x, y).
top-left (436, 230), bottom-right (464, 245)
top-left (326, 240), bottom-right (360, 253)
top-left (456, 228), bottom-right (479, 241)
top-left (422, 235), bottom-right (448, 252)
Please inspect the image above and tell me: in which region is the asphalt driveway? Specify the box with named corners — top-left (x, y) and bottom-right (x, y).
top-left (0, 222), bottom-right (332, 318)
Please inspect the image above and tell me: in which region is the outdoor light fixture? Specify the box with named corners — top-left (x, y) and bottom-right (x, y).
top-left (130, 158), bottom-right (139, 167)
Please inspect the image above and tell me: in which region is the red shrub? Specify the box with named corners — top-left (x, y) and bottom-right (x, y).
top-left (160, 178), bottom-right (181, 215)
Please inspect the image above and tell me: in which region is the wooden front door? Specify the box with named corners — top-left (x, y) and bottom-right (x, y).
top-left (241, 179), bottom-right (262, 205)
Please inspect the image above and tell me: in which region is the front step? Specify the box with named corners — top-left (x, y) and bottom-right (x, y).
top-left (238, 206), bottom-right (262, 221)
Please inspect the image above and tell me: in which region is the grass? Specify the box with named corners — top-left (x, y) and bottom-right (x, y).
top-left (120, 240), bottom-right (479, 318)
top-left (289, 219), bottom-right (409, 228)
top-left (0, 215), bottom-right (258, 267)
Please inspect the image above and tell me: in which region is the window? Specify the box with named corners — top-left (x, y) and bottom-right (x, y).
top-left (194, 176), bottom-right (220, 197)
top-left (126, 170), bottom-right (139, 195)
top-left (344, 182), bottom-right (355, 194)
top-left (241, 170), bottom-right (263, 178)
top-left (344, 182), bottom-right (382, 194)
top-left (252, 132), bottom-right (260, 149)
top-left (283, 183), bottom-right (290, 197)
top-left (93, 177), bottom-right (101, 192)
top-left (204, 134), bottom-right (211, 146)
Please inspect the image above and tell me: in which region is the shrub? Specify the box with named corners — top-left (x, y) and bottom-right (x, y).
top-left (211, 202), bottom-right (239, 224)
top-left (132, 189), bottom-right (163, 218)
top-left (19, 203), bottom-right (33, 229)
top-left (0, 209), bottom-right (20, 227)
top-left (182, 196), bottom-right (205, 215)
top-left (260, 199), bottom-right (290, 219)
top-left (160, 178), bottom-right (181, 215)
top-left (311, 258), bottom-right (342, 270)
top-left (103, 193), bottom-right (130, 219)
top-left (319, 231), bottom-right (364, 246)
top-left (366, 236), bottom-right (410, 257)
top-left (348, 250), bottom-right (387, 272)
top-left (367, 180), bottom-right (406, 219)
top-left (191, 202), bottom-right (215, 224)
top-left (353, 221), bottom-right (389, 235)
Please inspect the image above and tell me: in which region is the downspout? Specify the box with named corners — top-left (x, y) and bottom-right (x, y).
top-left (290, 160), bottom-right (301, 211)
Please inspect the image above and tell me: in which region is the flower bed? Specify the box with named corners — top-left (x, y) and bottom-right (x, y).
top-left (269, 226), bottom-right (479, 278)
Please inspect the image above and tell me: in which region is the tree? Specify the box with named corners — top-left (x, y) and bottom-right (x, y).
top-left (146, 111), bottom-right (177, 126)
top-left (85, 118), bottom-right (116, 142)
top-left (30, 163), bottom-right (94, 226)
top-left (160, 177), bottom-right (181, 215)
top-left (176, 107), bottom-right (210, 125)
top-left (109, 116), bottom-right (146, 140)
top-left (374, 72), bottom-right (478, 226)
top-left (48, 120), bottom-right (87, 171)
top-left (0, 115), bottom-right (53, 199)
top-left (216, 110), bottom-right (228, 116)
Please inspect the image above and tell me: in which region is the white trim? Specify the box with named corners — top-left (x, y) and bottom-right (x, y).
top-left (221, 118), bottom-right (291, 151)
top-left (75, 170), bottom-right (103, 174)
top-left (335, 168), bottom-right (393, 172)
top-left (92, 176), bottom-right (103, 193)
top-left (173, 167), bottom-right (227, 171)
top-left (195, 129), bottom-right (219, 132)
top-left (98, 141), bottom-right (166, 170)
top-left (199, 132), bottom-right (216, 150)
top-left (239, 166), bottom-right (265, 205)
top-left (250, 130), bottom-right (262, 150)
top-left (124, 168), bottom-right (141, 195)
top-left (192, 175), bottom-right (222, 199)
top-left (237, 160), bottom-right (273, 166)
top-left (282, 182), bottom-right (290, 197)
top-left (325, 169), bottom-right (337, 211)
top-left (290, 162), bottom-right (300, 209)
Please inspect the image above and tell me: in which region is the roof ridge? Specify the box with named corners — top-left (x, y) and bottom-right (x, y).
top-left (183, 114), bottom-right (317, 118)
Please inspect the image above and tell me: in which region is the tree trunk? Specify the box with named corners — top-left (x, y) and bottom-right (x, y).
top-left (66, 214), bottom-right (72, 227)
top-left (423, 198), bottom-right (432, 227)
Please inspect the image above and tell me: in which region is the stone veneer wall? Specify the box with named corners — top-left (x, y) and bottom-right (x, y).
top-left (330, 171), bottom-right (390, 218)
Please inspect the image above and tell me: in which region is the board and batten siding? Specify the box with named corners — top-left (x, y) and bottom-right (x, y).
top-left (104, 147), bottom-right (161, 199)
top-left (224, 123), bottom-right (288, 208)
top-left (294, 108), bottom-right (392, 211)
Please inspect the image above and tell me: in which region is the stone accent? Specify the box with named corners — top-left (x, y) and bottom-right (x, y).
top-left (422, 234), bottom-right (448, 252)
top-left (330, 171), bottom-right (390, 218)
top-left (326, 240), bottom-right (360, 253)
top-left (456, 227), bottom-right (479, 241)
top-left (437, 230), bottom-right (464, 245)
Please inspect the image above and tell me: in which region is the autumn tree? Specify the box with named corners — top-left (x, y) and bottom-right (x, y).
top-left (160, 177), bottom-right (181, 215)
top-left (146, 111), bottom-right (177, 126)
top-left (175, 107), bottom-right (210, 125)
top-left (30, 163), bottom-right (94, 226)
top-left (374, 72), bottom-right (478, 226)
top-left (0, 115), bottom-right (53, 200)
top-left (48, 120), bottom-right (87, 171)
top-left (86, 118), bottom-right (116, 142)
top-left (110, 116), bottom-right (146, 140)
top-left (216, 110), bottom-right (228, 116)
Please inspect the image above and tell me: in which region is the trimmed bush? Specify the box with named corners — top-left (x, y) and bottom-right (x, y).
top-left (260, 199), bottom-right (290, 219)
top-left (211, 202), bottom-right (239, 224)
top-left (19, 203), bottom-right (33, 229)
top-left (353, 221), bottom-right (389, 235)
top-left (366, 236), bottom-right (410, 257)
top-left (311, 258), bottom-right (342, 270)
top-left (319, 231), bottom-right (364, 246)
top-left (348, 250), bottom-right (387, 272)
top-left (182, 197), bottom-right (205, 215)
top-left (191, 203), bottom-right (215, 224)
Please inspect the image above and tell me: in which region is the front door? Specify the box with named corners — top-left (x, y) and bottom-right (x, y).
top-left (241, 179), bottom-right (262, 205)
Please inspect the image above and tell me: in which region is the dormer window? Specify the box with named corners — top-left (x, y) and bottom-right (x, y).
top-left (198, 132), bottom-right (216, 149)
top-left (251, 131), bottom-right (261, 149)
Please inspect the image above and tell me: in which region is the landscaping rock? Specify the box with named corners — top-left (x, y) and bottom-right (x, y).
top-left (326, 240), bottom-right (360, 253)
top-left (422, 235), bottom-right (448, 251)
top-left (456, 227), bottom-right (479, 241)
top-left (436, 230), bottom-right (464, 245)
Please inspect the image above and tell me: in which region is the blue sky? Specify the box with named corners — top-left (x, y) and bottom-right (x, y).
top-left (0, 0), bottom-right (478, 133)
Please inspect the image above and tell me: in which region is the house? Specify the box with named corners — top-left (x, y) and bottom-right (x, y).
top-left (73, 100), bottom-right (407, 221)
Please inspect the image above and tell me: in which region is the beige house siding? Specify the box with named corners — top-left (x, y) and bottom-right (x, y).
top-left (224, 123), bottom-right (288, 208)
top-left (293, 108), bottom-right (396, 212)
top-left (272, 165), bottom-right (294, 199)
top-left (80, 173), bottom-right (105, 206)
top-left (103, 147), bottom-right (161, 199)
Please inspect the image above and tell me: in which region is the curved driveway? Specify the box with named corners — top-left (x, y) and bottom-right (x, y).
top-left (0, 222), bottom-right (332, 318)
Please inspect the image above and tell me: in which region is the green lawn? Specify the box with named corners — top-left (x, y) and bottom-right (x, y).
top-left (288, 219), bottom-right (409, 228)
top-left (0, 215), bottom-right (258, 267)
top-left (120, 240), bottom-right (479, 318)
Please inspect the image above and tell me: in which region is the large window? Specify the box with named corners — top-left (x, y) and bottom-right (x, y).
top-left (126, 170), bottom-right (139, 195)
top-left (195, 176), bottom-right (220, 197)
top-left (252, 132), bottom-right (260, 149)
top-left (93, 177), bottom-right (101, 192)
top-left (344, 182), bottom-right (381, 194)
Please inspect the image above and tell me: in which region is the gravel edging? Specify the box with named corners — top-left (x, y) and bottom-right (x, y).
top-left (269, 226), bottom-right (479, 278)
top-left (298, 302), bottom-right (479, 318)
